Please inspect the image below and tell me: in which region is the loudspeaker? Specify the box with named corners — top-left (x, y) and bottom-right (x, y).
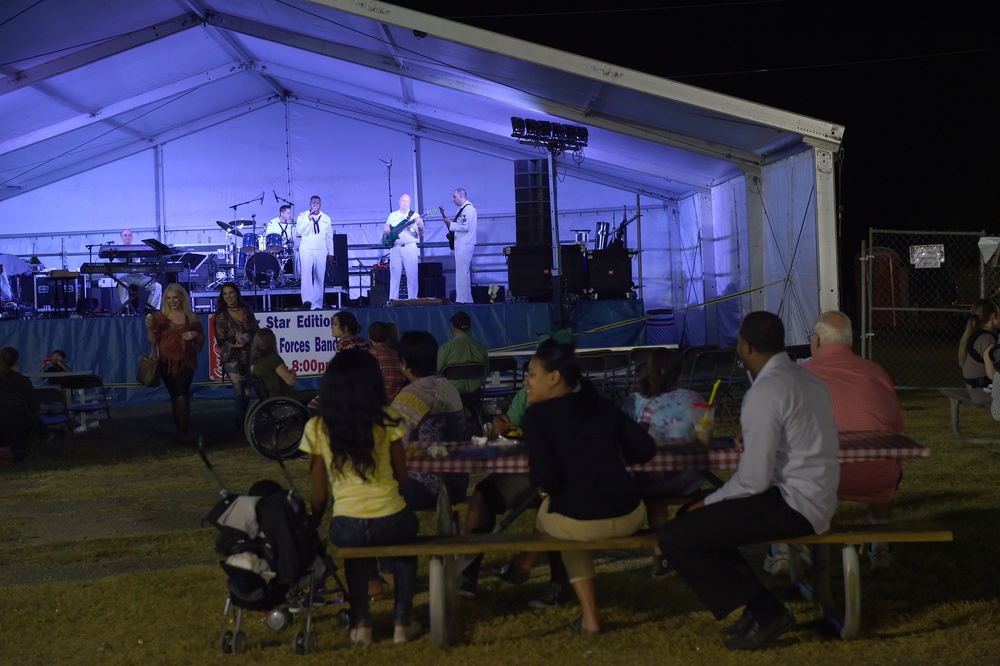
top-left (324, 234), bottom-right (349, 287)
top-left (586, 248), bottom-right (634, 295)
top-left (514, 159), bottom-right (551, 246)
top-left (419, 275), bottom-right (446, 299)
top-left (418, 262), bottom-right (443, 279)
top-left (371, 267), bottom-right (389, 287)
top-left (369, 285), bottom-right (389, 308)
top-left (505, 245), bottom-right (588, 298)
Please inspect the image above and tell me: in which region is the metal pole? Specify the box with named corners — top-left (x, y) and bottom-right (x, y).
top-left (635, 192), bottom-right (643, 299)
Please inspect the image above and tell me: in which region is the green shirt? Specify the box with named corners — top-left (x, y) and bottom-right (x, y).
top-left (437, 332), bottom-right (488, 394)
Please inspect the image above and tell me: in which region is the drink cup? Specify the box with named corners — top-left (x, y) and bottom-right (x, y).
top-left (689, 403), bottom-right (715, 450)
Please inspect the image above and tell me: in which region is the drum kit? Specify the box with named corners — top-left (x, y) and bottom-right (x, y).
top-left (211, 220), bottom-right (297, 290)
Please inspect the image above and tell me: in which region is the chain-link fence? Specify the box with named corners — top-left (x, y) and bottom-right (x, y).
top-left (862, 228), bottom-right (999, 389)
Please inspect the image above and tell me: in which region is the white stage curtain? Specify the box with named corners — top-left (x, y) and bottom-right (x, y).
top-left (677, 194), bottom-right (707, 345)
top-left (710, 176), bottom-right (749, 346)
top-left (759, 150), bottom-right (820, 345)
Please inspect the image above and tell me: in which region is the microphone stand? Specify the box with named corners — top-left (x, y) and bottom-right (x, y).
top-left (380, 158), bottom-right (393, 212)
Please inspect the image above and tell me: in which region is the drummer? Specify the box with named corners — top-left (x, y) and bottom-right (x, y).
top-left (266, 205), bottom-right (295, 250)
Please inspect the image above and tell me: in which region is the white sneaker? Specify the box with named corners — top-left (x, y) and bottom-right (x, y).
top-left (349, 626), bottom-right (372, 645)
top-left (869, 545), bottom-right (891, 572)
top-left (763, 545), bottom-right (790, 576)
top-left (393, 621), bottom-right (424, 644)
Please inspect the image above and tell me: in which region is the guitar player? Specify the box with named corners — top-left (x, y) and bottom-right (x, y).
top-left (382, 193), bottom-right (424, 301)
top-left (440, 188), bottom-right (477, 304)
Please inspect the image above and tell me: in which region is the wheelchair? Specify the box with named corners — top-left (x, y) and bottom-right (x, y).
top-left (242, 375), bottom-right (312, 461)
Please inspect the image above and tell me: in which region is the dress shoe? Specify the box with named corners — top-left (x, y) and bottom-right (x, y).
top-left (723, 608), bottom-right (795, 651)
top-left (722, 607), bottom-right (754, 636)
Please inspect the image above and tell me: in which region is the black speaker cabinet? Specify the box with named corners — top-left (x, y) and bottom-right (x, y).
top-left (324, 234), bottom-right (349, 287)
top-left (586, 248), bottom-right (635, 296)
top-left (371, 267), bottom-right (389, 287)
top-left (369, 285), bottom-right (389, 308)
top-left (514, 159), bottom-right (551, 246)
top-left (505, 244), bottom-right (588, 299)
top-left (419, 275), bottom-right (446, 298)
top-left (418, 262), bottom-right (443, 279)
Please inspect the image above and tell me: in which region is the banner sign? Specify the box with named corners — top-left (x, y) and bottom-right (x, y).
top-left (207, 311), bottom-right (337, 380)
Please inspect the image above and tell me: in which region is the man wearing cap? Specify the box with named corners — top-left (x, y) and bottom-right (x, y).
top-left (437, 311), bottom-right (488, 394)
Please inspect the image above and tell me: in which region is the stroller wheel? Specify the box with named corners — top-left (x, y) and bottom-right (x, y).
top-left (292, 630), bottom-right (306, 655)
top-left (233, 631), bottom-right (247, 654)
top-left (336, 609), bottom-right (351, 628)
top-left (220, 630), bottom-right (234, 654)
top-left (306, 632), bottom-right (319, 654)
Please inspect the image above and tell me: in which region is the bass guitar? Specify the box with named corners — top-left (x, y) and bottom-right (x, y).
top-left (380, 207), bottom-right (439, 248)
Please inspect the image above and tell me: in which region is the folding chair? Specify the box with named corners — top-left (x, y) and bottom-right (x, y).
top-left (441, 363), bottom-right (487, 436)
top-left (58, 374), bottom-right (113, 432)
top-left (35, 386), bottom-right (72, 436)
top-left (484, 356), bottom-right (519, 400)
top-left (681, 344), bottom-right (720, 387)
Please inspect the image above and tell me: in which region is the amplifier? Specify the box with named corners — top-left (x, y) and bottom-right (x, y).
top-left (369, 285), bottom-right (389, 308)
top-left (419, 275), bottom-right (446, 299)
top-left (418, 262), bottom-right (443, 279)
top-left (34, 275), bottom-right (79, 310)
top-left (371, 267), bottom-right (390, 287)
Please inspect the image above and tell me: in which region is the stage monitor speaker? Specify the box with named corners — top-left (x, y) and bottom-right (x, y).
top-left (324, 233), bottom-right (349, 287)
top-left (586, 248), bottom-right (635, 296)
top-left (419, 275), bottom-right (446, 299)
top-left (418, 262), bottom-right (443, 279)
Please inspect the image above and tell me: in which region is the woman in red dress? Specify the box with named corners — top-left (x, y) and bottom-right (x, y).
top-left (146, 283), bottom-right (205, 443)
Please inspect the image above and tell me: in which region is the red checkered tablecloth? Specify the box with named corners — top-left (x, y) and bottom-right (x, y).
top-left (405, 431), bottom-right (928, 475)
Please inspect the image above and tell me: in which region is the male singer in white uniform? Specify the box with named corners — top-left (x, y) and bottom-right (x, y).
top-left (441, 188), bottom-right (477, 304)
top-left (296, 195), bottom-right (332, 310)
top-left (383, 194), bottom-right (424, 301)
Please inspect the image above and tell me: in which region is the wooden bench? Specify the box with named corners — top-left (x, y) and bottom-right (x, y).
top-left (337, 523), bottom-right (952, 646)
top-left (940, 388), bottom-right (1000, 444)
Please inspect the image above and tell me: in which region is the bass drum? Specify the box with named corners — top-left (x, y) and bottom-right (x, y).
top-left (244, 252), bottom-right (282, 287)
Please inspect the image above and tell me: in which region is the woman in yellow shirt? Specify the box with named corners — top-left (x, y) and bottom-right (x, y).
top-left (300, 349), bottom-right (422, 645)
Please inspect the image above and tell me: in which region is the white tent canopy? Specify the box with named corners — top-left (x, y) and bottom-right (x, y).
top-left (0, 0), bottom-right (844, 344)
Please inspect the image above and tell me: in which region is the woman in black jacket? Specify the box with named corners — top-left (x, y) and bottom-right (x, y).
top-left (524, 340), bottom-right (655, 635)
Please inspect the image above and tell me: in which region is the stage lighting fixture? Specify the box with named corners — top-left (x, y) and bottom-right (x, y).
top-left (510, 117), bottom-right (589, 153)
top-left (510, 117), bottom-right (526, 138)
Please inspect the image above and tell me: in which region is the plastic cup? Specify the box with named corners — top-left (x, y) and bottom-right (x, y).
top-left (689, 403), bottom-right (715, 449)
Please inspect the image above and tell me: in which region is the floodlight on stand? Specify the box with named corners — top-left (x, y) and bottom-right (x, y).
top-left (524, 119), bottom-right (540, 137)
top-left (536, 121), bottom-right (552, 139)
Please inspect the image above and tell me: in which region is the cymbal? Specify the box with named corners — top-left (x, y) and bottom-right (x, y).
top-left (215, 220), bottom-right (244, 236)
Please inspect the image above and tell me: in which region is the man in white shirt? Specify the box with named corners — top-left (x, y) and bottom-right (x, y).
top-left (441, 188), bottom-right (477, 304)
top-left (295, 196), bottom-right (332, 310)
top-left (658, 311), bottom-right (839, 651)
top-left (116, 228), bottom-right (162, 311)
top-left (383, 194), bottom-right (423, 301)
top-left (266, 205), bottom-right (295, 248)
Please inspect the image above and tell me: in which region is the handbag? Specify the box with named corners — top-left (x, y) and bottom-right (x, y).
top-left (136, 345), bottom-right (161, 388)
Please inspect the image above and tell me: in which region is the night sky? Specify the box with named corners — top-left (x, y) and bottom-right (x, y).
top-left (388, 1), bottom-right (1000, 297)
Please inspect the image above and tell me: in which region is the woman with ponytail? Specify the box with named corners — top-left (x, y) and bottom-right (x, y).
top-left (958, 298), bottom-right (1000, 406)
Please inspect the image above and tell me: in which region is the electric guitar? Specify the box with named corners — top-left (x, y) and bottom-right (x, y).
top-left (441, 203), bottom-right (469, 251)
top-left (380, 208), bottom-right (439, 248)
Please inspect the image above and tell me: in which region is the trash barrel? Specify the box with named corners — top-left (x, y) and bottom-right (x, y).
top-left (646, 308), bottom-right (678, 346)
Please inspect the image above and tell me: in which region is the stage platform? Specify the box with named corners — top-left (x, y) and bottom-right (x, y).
top-left (0, 299), bottom-right (653, 403)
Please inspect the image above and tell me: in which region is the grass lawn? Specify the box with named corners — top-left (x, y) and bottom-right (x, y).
top-left (2, 392), bottom-right (1000, 665)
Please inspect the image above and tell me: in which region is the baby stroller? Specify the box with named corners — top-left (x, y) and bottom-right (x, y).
top-left (198, 441), bottom-right (348, 655)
